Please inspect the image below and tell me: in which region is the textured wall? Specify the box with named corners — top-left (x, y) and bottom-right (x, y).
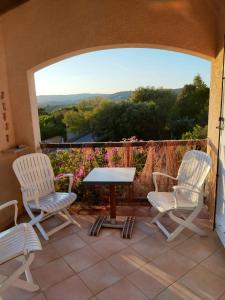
top-left (0, 20), bottom-right (23, 229)
top-left (207, 49), bottom-right (224, 225)
top-left (0, 21), bottom-right (15, 151)
top-left (206, 5), bottom-right (225, 226)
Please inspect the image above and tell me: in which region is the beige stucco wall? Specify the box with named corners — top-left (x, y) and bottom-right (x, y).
top-left (207, 49), bottom-right (224, 224)
top-left (0, 20), bottom-right (24, 229)
top-left (206, 7), bottom-right (225, 225)
top-left (0, 21), bottom-right (15, 151)
top-left (0, 0), bottom-right (224, 228)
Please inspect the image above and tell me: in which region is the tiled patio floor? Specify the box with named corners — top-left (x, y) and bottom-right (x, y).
top-left (0, 214), bottom-right (225, 300)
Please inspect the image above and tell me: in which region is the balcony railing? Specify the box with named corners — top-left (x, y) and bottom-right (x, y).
top-left (41, 139), bottom-right (207, 206)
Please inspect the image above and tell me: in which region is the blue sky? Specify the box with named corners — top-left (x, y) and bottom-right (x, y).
top-left (34, 48), bottom-right (211, 95)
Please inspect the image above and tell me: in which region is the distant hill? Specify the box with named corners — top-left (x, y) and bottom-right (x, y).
top-left (37, 89), bottom-right (181, 109)
top-left (37, 91), bottom-right (132, 107)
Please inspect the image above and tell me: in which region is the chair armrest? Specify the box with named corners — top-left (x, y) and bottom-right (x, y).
top-left (173, 185), bottom-right (201, 194)
top-left (0, 200), bottom-right (18, 225)
top-left (54, 173), bottom-right (74, 193)
top-left (152, 172), bottom-right (177, 191)
top-left (153, 172), bottom-right (177, 180)
top-left (54, 173), bottom-right (73, 180)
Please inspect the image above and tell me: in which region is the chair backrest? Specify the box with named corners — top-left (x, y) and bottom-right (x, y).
top-left (13, 153), bottom-right (55, 201)
top-left (177, 150), bottom-right (211, 204)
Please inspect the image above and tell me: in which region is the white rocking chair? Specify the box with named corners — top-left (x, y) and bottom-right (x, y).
top-left (0, 200), bottom-right (42, 293)
top-left (147, 150), bottom-right (211, 242)
top-left (13, 153), bottom-right (78, 241)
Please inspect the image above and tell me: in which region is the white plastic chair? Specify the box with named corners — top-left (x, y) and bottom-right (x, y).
top-left (147, 150), bottom-right (211, 241)
top-left (0, 200), bottom-right (42, 293)
top-left (13, 153), bottom-right (79, 241)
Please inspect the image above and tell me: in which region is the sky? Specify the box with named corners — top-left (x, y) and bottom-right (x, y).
top-left (34, 48), bottom-right (211, 96)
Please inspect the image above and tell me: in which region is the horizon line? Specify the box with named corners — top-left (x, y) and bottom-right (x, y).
top-left (36, 86), bottom-right (189, 97)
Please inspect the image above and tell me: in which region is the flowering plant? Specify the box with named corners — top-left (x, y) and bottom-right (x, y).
top-left (46, 139), bottom-right (206, 209)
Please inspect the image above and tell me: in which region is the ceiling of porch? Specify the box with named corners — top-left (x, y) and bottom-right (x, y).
top-left (0, 0), bottom-right (30, 16)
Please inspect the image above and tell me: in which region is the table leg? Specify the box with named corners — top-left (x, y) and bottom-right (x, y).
top-left (128, 183), bottom-right (134, 203)
top-left (89, 183), bottom-right (135, 238)
top-left (109, 185), bottom-right (116, 224)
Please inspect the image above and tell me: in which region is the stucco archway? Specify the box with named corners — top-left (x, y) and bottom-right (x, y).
top-left (28, 43), bottom-right (212, 150)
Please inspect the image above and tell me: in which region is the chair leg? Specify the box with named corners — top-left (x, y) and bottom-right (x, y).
top-left (24, 203), bottom-right (49, 241)
top-left (0, 253), bottom-right (39, 293)
top-left (24, 201), bottom-right (80, 240)
top-left (62, 208), bottom-right (81, 228)
top-left (151, 212), bottom-right (171, 239)
top-left (166, 223), bottom-right (184, 242)
top-left (167, 210), bottom-right (207, 242)
top-left (24, 255), bottom-right (36, 285)
top-left (170, 212), bottom-right (206, 236)
top-left (151, 207), bottom-right (206, 242)
top-left (186, 222), bottom-right (207, 236)
top-left (26, 203), bottom-right (80, 240)
top-left (151, 212), bottom-right (165, 224)
top-left (46, 218), bottom-right (71, 237)
top-left (45, 209), bottom-right (81, 237)
top-left (36, 222), bottom-right (49, 240)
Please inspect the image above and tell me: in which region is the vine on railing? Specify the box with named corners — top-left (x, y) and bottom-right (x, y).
top-left (41, 139), bottom-right (207, 207)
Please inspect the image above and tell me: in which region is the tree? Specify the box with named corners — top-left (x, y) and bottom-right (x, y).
top-left (129, 86), bottom-right (176, 138)
top-left (38, 74), bottom-right (209, 142)
top-left (63, 111), bottom-right (88, 135)
top-left (63, 97), bottom-right (112, 134)
top-left (76, 96), bottom-right (110, 113)
top-left (91, 101), bottom-right (163, 141)
top-left (182, 124), bottom-right (208, 140)
top-left (39, 114), bottom-right (66, 140)
top-left (171, 74), bottom-right (209, 138)
top-left (129, 86), bottom-right (174, 103)
top-left (38, 107), bottom-right (48, 116)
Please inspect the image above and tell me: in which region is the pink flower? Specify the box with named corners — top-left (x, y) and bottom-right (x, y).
top-left (104, 152), bottom-right (109, 160)
top-left (77, 168), bottom-right (84, 177)
top-left (87, 154), bottom-right (94, 161)
top-left (112, 148), bottom-right (118, 155)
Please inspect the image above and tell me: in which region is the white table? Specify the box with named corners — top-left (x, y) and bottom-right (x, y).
top-left (83, 167), bottom-right (136, 238)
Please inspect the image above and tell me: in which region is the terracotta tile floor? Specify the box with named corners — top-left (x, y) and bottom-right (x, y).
top-left (1, 214), bottom-right (225, 300)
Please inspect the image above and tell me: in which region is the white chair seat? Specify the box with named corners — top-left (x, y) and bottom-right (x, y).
top-left (147, 191), bottom-right (196, 213)
top-left (0, 223), bottom-right (42, 265)
top-left (29, 192), bottom-right (77, 213)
